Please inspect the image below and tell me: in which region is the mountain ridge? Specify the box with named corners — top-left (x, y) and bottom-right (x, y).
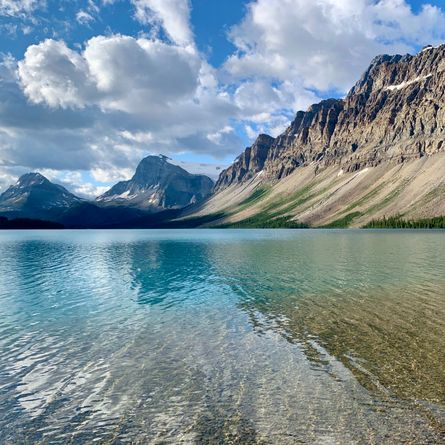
top-left (0, 157), bottom-right (214, 227)
top-left (186, 44), bottom-right (445, 227)
top-left (215, 44), bottom-right (445, 191)
top-left (2, 45), bottom-right (445, 228)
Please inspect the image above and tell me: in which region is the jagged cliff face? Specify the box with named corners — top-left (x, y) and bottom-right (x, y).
top-left (214, 134), bottom-right (274, 189)
top-left (216, 45), bottom-right (445, 189)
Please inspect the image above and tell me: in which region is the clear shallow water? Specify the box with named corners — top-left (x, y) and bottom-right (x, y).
top-left (0, 229), bottom-right (444, 444)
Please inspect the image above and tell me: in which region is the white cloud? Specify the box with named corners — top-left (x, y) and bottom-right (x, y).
top-left (131, 0), bottom-right (193, 47)
top-left (76, 10), bottom-right (95, 25)
top-left (3, 0), bottom-right (445, 195)
top-left (76, 2), bottom-right (105, 27)
top-left (225, 0), bottom-right (445, 92)
top-left (207, 126), bottom-right (235, 145)
top-left (15, 34), bottom-right (241, 153)
top-left (18, 36), bottom-right (201, 113)
top-left (22, 25), bottom-right (33, 34)
top-left (84, 35), bottom-right (201, 112)
top-left (18, 39), bottom-right (94, 108)
top-left (59, 171), bottom-right (109, 198)
top-left (0, 34), bottom-right (242, 193)
top-left (120, 130), bottom-right (153, 144)
top-left (91, 166), bottom-right (134, 183)
top-left (234, 79), bottom-right (318, 121)
top-left (87, 0), bottom-right (100, 14)
top-left (0, 0), bottom-right (44, 16)
top-left (73, 183), bottom-right (109, 198)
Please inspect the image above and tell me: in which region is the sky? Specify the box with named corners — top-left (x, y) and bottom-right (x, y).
top-left (1, 0), bottom-right (445, 197)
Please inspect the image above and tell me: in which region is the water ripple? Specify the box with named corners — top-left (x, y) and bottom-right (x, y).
top-left (0, 229), bottom-right (444, 444)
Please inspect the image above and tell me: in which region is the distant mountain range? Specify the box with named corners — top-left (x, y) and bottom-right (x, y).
top-left (0, 156), bottom-right (213, 228)
top-left (2, 45), bottom-right (445, 229)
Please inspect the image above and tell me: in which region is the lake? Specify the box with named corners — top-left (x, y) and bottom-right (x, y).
top-left (0, 229), bottom-right (444, 444)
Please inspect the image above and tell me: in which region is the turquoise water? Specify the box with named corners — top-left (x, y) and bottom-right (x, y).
top-left (0, 229), bottom-right (444, 444)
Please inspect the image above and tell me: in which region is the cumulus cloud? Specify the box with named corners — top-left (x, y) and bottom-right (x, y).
top-left (16, 35), bottom-right (239, 142)
top-left (225, 0), bottom-right (445, 92)
top-left (18, 40), bottom-right (94, 108)
top-left (56, 171), bottom-right (109, 198)
top-left (131, 0), bottom-right (193, 47)
top-left (234, 79), bottom-right (318, 122)
top-left (18, 36), bottom-right (201, 112)
top-left (2, 0), bottom-right (445, 196)
top-left (0, 35), bottom-right (242, 195)
top-left (84, 35), bottom-right (200, 112)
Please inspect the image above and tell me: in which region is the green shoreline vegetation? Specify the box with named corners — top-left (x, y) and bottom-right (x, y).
top-left (364, 215), bottom-right (445, 229)
top-left (172, 210), bottom-right (445, 229)
top-left (175, 182), bottom-right (445, 229)
top-left (220, 215), bottom-right (309, 229)
top-left (180, 211), bottom-right (445, 229)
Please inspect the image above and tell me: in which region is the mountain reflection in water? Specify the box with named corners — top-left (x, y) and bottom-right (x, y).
top-left (0, 229), bottom-right (444, 444)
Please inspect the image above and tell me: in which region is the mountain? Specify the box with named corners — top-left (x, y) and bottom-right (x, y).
top-left (0, 172), bottom-right (83, 220)
top-left (97, 155), bottom-right (214, 210)
top-left (4, 46), bottom-right (445, 229)
top-left (0, 172), bottom-right (153, 228)
top-left (0, 158), bottom-right (214, 228)
top-left (215, 134), bottom-right (275, 190)
top-left (188, 44), bottom-right (445, 227)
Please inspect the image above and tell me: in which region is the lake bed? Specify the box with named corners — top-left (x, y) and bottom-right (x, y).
top-left (0, 229), bottom-right (444, 444)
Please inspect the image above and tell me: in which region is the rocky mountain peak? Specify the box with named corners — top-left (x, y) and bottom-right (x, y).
top-left (16, 172), bottom-right (49, 188)
top-left (347, 54), bottom-right (408, 97)
top-left (214, 134), bottom-right (275, 191)
top-left (0, 172), bottom-right (82, 218)
top-left (255, 134), bottom-right (275, 145)
top-left (132, 155), bottom-right (182, 186)
top-left (348, 44), bottom-right (445, 98)
top-left (97, 155), bottom-right (214, 210)
top-left (216, 43), bottom-right (445, 189)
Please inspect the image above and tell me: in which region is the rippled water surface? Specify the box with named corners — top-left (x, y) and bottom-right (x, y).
top-left (0, 229), bottom-right (444, 444)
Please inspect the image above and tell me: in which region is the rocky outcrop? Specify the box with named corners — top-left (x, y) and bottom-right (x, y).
top-left (217, 44), bottom-right (445, 188)
top-left (214, 134), bottom-right (275, 190)
top-left (266, 99), bottom-right (344, 178)
top-left (97, 155), bottom-right (214, 210)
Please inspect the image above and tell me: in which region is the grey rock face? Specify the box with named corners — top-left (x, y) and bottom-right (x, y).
top-left (214, 134), bottom-right (275, 190)
top-left (216, 44), bottom-right (445, 188)
top-left (97, 155), bottom-right (214, 210)
top-left (0, 172), bottom-right (82, 218)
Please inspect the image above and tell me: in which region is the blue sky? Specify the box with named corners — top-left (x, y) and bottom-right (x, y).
top-left (0, 1), bottom-right (249, 65)
top-left (0, 0), bottom-right (445, 197)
